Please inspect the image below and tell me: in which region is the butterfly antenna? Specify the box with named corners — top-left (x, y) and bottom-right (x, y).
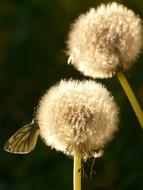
top-left (33, 106), bottom-right (37, 120)
top-left (31, 106), bottom-right (39, 129)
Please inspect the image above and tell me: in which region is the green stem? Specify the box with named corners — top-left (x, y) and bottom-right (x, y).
top-left (73, 152), bottom-right (81, 190)
top-left (117, 71), bottom-right (143, 128)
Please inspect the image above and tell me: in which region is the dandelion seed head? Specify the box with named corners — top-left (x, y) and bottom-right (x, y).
top-left (37, 80), bottom-right (119, 159)
top-left (67, 2), bottom-right (142, 78)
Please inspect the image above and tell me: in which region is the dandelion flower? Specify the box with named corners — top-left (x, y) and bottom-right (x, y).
top-left (37, 80), bottom-right (119, 159)
top-left (67, 2), bottom-right (142, 78)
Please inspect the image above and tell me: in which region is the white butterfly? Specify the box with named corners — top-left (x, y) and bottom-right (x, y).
top-left (4, 119), bottom-right (39, 154)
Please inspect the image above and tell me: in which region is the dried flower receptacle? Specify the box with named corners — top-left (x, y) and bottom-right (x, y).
top-left (67, 2), bottom-right (142, 78)
top-left (37, 80), bottom-right (119, 159)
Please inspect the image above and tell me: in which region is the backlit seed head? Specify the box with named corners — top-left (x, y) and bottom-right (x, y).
top-left (67, 2), bottom-right (142, 78)
top-left (37, 80), bottom-right (119, 159)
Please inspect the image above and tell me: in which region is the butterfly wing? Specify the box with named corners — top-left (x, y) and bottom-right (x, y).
top-left (4, 122), bottom-right (39, 154)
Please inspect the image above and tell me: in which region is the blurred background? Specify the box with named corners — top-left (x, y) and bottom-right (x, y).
top-left (0, 0), bottom-right (143, 190)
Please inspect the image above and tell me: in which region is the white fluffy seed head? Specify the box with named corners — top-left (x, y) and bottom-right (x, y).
top-left (67, 2), bottom-right (143, 78)
top-left (37, 80), bottom-right (119, 159)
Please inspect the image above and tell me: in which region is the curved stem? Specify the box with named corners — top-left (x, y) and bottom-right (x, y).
top-left (117, 71), bottom-right (143, 128)
top-left (73, 152), bottom-right (81, 190)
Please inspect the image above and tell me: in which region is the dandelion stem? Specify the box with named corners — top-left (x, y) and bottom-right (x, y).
top-left (73, 152), bottom-right (81, 190)
top-left (117, 71), bottom-right (143, 128)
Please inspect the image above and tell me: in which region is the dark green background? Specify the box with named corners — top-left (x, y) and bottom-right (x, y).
top-left (1, 0), bottom-right (143, 190)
